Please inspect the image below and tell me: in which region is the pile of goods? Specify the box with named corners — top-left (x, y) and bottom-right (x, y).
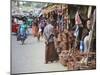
top-left (59, 49), bottom-right (81, 70)
top-left (54, 30), bottom-right (96, 70)
top-left (54, 30), bottom-right (74, 54)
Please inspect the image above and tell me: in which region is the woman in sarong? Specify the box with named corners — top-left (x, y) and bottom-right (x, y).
top-left (32, 22), bottom-right (40, 40)
top-left (43, 21), bottom-right (58, 64)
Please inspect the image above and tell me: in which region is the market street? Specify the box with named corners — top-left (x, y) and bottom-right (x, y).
top-left (11, 1), bottom-right (96, 74)
top-left (11, 33), bottom-right (67, 74)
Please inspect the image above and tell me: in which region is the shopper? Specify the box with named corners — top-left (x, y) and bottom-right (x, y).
top-left (43, 20), bottom-right (58, 64)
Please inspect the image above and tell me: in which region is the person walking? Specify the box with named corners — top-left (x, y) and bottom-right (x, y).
top-left (32, 21), bottom-right (41, 41)
top-left (17, 20), bottom-right (28, 45)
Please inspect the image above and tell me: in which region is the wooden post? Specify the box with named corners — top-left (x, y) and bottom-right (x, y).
top-left (87, 9), bottom-right (96, 62)
top-left (87, 6), bottom-right (92, 18)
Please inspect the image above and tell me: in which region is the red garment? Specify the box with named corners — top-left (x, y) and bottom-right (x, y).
top-left (32, 25), bottom-right (39, 36)
top-left (12, 22), bottom-right (19, 33)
